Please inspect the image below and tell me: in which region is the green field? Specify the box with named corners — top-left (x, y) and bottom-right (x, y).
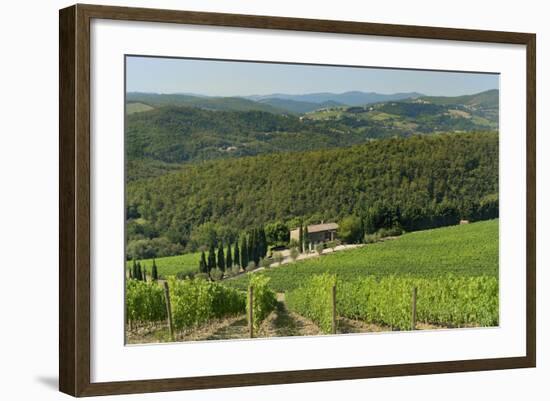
top-left (126, 102), bottom-right (154, 114)
top-left (224, 219), bottom-right (498, 292)
top-left (126, 252), bottom-right (201, 278)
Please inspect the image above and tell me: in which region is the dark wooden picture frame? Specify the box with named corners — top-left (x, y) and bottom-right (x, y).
top-left (59, 3), bottom-right (536, 397)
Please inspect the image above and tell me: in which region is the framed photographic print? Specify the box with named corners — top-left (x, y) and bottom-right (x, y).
top-left (59, 4), bottom-right (536, 397)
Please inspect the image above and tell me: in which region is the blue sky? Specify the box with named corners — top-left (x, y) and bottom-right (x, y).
top-left (126, 56), bottom-right (499, 97)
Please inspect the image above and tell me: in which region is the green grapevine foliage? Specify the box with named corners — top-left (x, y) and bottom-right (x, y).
top-left (126, 279), bottom-right (167, 323)
top-left (286, 273), bottom-right (337, 334)
top-left (168, 277), bottom-right (245, 330)
top-left (247, 274), bottom-right (277, 329)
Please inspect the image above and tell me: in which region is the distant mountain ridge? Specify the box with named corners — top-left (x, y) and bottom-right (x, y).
top-left (417, 89), bottom-right (499, 109)
top-left (244, 91), bottom-right (425, 107)
top-left (125, 89), bottom-right (499, 181)
top-left (127, 89), bottom-right (497, 115)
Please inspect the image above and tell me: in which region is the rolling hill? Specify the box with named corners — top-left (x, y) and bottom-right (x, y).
top-left (244, 91), bottom-right (424, 106)
top-left (126, 132), bottom-right (498, 256)
top-left (126, 92), bottom-right (288, 114)
top-left (125, 90), bottom-right (499, 181)
top-left (224, 219), bottom-right (499, 292)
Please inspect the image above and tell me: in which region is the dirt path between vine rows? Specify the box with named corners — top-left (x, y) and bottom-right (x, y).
top-left (258, 293), bottom-right (322, 338)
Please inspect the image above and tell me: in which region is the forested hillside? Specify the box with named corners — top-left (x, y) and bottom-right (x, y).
top-left (126, 132), bottom-right (498, 258)
top-left (126, 90), bottom-right (499, 180)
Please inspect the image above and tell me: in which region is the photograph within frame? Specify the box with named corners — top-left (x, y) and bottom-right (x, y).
top-left (124, 55), bottom-right (500, 345)
top-left (59, 4), bottom-right (536, 396)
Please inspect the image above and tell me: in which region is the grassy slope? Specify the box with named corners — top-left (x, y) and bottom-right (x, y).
top-left (126, 252), bottom-right (201, 278)
top-left (225, 219), bottom-right (498, 292)
top-left (126, 102), bottom-right (154, 114)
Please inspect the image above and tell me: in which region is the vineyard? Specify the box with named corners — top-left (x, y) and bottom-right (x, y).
top-left (126, 274), bottom-right (277, 343)
top-left (167, 278), bottom-right (245, 330)
top-left (286, 273), bottom-right (498, 333)
top-left (126, 220), bottom-right (499, 342)
top-left (225, 219), bottom-right (498, 292)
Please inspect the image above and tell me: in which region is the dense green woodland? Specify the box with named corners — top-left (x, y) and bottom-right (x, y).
top-left (126, 132), bottom-right (498, 258)
top-left (125, 90), bottom-right (498, 181)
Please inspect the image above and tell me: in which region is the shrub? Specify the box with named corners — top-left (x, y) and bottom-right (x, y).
top-left (210, 268), bottom-right (224, 281)
top-left (289, 247), bottom-right (300, 261)
top-left (338, 215), bottom-right (363, 243)
top-left (286, 273), bottom-right (337, 334)
top-left (246, 261), bottom-right (257, 272)
top-left (337, 275), bottom-right (498, 329)
top-left (247, 274), bottom-right (277, 329)
top-left (272, 251), bottom-right (284, 265)
top-left (168, 277), bottom-right (245, 330)
top-left (126, 279), bottom-right (167, 323)
top-left (363, 232), bottom-right (381, 244)
top-left (378, 225), bottom-right (404, 238)
top-left (315, 243), bottom-right (325, 256)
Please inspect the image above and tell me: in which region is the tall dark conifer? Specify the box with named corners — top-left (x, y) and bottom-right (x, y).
top-left (151, 259), bottom-right (158, 281)
top-left (240, 236), bottom-right (248, 268)
top-left (298, 224), bottom-right (303, 253)
top-left (234, 239), bottom-right (241, 269)
top-left (258, 227), bottom-right (267, 258)
top-left (303, 225), bottom-right (309, 252)
top-left (226, 243), bottom-right (233, 269)
top-left (217, 243), bottom-right (225, 272)
top-left (207, 244), bottom-right (216, 272)
top-left (199, 251), bottom-right (208, 273)
top-left (136, 261), bottom-right (143, 281)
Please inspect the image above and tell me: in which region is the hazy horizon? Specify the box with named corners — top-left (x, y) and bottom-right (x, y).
top-left (125, 88), bottom-right (498, 98)
top-left (126, 56), bottom-right (499, 98)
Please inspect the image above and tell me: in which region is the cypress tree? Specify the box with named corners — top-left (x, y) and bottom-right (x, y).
top-left (240, 236), bottom-right (248, 268)
top-left (151, 259), bottom-right (158, 281)
top-left (298, 224), bottom-right (303, 253)
top-left (247, 230), bottom-right (255, 264)
top-left (226, 242), bottom-right (233, 269)
top-left (199, 251), bottom-right (208, 273)
top-left (128, 266), bottom-right (133, 280)
top-left (136, 261), bottom-right (143, 281)
top-left (217, 243), bottom-right (225, 272)
top-left (143, 268), bottom-right (147, 282)
top-left (258, 227), bottom-right (267, 258)
top-left (251, 229), bottom-right (260, 265)
top-left (234, 239), bottom-right (241, 269)
top-left (132, 259), bottom-right (137, 280)
top-left (207, 244), bottom-right (216, 272)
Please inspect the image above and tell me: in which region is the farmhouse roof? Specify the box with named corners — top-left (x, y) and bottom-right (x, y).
top-left (307, 223), bottom-right (339, 233)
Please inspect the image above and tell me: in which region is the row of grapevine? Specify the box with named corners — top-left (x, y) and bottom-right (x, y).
top-left (167, 277), bottom-right (246, 330)
top-left (286, 274), bottom-right (498, 332)
top-left (246, 274), bottom-right (277, 330)
top-left (286, 273), bottom-right (337, 334)
top-left (338, 275), bottom-right (498, 329)
top-left (126, 279), bottom-right (167, 323)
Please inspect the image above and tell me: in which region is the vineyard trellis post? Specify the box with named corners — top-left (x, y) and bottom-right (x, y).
top-left (331, 284), bottom-right (337, 334)
top-left (163, 281), bottom-right (175, 341)
top-left (411, 286), bottom-right (417, 330)
top-left (248, 286), bottom-right (254, 338)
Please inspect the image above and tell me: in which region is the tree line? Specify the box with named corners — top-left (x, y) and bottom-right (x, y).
top-left (128, 259), bottom-right (159, 281)
top-left (199, 226), bottom-right (269, 276)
